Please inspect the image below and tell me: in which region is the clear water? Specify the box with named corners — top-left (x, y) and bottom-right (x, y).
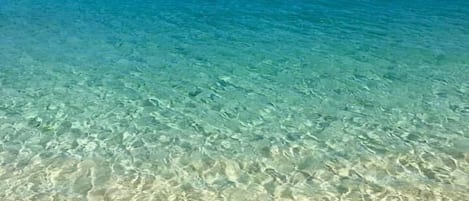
top-left (1, 0), bottom-right (468, 200)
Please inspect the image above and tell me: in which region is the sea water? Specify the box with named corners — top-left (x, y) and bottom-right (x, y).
top-left (0, 0), bottom-right (468, 200)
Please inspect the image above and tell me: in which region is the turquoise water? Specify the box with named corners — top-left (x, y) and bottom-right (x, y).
top-left (1, 0), bottom-right (469, 200)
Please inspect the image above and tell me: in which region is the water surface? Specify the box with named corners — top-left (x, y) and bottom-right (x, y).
top-left (1, 0), bottom-right (468, 200)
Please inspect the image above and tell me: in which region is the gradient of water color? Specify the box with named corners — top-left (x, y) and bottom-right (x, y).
top-left (1, 0), bottom-right (469, 200)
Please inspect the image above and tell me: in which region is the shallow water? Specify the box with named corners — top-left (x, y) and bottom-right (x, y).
top-left (1, 1), bottom-right (469, 200)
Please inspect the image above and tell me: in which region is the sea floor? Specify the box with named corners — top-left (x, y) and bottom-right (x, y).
top-left (1, 1), bottom-right (469, 200)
